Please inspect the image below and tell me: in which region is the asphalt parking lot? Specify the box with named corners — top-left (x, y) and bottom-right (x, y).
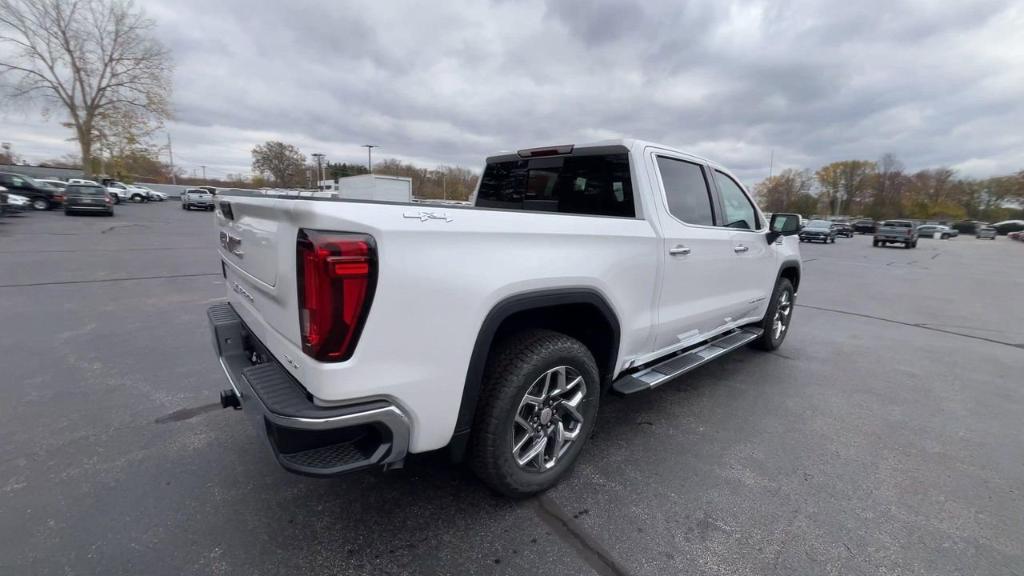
top-left (2, 204), bottom-right (1022, 575)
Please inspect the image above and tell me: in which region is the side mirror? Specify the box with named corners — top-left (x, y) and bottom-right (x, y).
top-left (767, 213), bottom-right (801, 243)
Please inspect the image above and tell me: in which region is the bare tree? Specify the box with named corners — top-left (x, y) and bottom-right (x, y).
top-left (252, 141), bottom-right (306, 187)
top-left (0, 0), bottom-right (172, 175)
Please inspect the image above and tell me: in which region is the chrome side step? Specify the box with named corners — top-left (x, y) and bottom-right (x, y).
top-left (611, 327), bottom-right (763, 395)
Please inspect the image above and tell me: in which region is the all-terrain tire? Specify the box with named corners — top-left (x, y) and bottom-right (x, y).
top-left (753, 277), bottom-right (795, 351)
top-left (470, 329), bottom-right (600, 497)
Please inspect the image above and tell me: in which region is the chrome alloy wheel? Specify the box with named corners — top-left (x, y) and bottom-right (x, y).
top-left (512, 366), bottom-right (586, 471)
top-left (773, 290), bottom-right (792, 340)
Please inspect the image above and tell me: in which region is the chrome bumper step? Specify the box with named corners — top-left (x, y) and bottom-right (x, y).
top-left (611, 327), bottom-right (763, 395)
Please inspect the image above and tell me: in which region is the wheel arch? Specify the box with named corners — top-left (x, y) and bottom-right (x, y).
top-left (448, 288), bottom-right (620, 462)
top-left (777, 260), bottom-right (801, 293)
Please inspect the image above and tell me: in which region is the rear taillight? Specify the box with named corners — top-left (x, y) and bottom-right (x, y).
top-left (296, 229), bottom-right (377, 362)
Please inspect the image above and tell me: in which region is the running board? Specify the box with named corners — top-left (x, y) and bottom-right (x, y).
top-left (611, 328), bottom-right (763, 395)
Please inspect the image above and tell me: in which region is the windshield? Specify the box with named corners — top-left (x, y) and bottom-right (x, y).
top-left (808, 220), bottom-right (831, 227)
top-left (883, 221), bottom-right (912, 227)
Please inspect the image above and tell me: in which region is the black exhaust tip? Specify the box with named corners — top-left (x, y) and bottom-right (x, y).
top-left (220, 389), bottom-right (242, 410)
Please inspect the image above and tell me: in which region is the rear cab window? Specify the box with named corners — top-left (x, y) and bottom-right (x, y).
top-left (655, 156), bottom-right (715, 226)
top-left (475, 147), bottom-right (635, 218)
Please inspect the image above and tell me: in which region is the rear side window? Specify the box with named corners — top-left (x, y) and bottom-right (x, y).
top-left (656, 156), bottom-right (715, 226)
top-left (476, 153), bottom-right (635, 217)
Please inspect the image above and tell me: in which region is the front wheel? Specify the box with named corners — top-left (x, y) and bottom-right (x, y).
top-left (753, 277), bottom-right (794, 351)
top-left (470, 329), bottom-right (600, 497)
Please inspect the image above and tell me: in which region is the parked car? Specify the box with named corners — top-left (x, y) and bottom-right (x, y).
top-left (182, 187), bottom-right (214, 210)
top-left (874, 220), bottom-right (918, 248)
top-left (0, 171), bottom-right (64, 210)
top-left (100, 180), bottom-right (138, 204)
top-left (799, 219), bottom-right (838, 243)
top-left (832, 220), bottom-right (854, 237)
top-left (63, 184), bottom-right (114, 216)
top-left (5, 192), bottom-right (31, 213)
top-left (917, 224), bottom-right (958, 239)
top-left (130, 185), bottom-right (166, 201)
top-left (992, 220), bottom-right (1024, 235)
top-left (952, 220), bottom-right (983, 235)
top-left (206, 139), bottom-right (804, 496)
top-left (36, 179), bottom-right (68, 192)
top-left (976, 225), bottom-right (998, 240)
top-left (853, 219), bottom-right (876, 234)
top-left (0, 185), bottom-right (6, 216)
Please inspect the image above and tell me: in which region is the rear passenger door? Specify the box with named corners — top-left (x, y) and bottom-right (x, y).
top-left (649, 152), bottom-right (739, 353)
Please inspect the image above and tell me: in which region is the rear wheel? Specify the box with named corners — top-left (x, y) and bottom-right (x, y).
top-left (32, 198), bottom-right (50, 211)
top-left (753, 277), bottom-right (794, 351)
top-left (470, 329), bottom-right (599, 497)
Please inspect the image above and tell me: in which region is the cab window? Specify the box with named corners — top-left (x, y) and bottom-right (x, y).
top-left (715, 171), bottom-right (759, 230)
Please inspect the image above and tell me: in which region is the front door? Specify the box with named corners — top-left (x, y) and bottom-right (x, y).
top-left (710, 169), bottom-right (776, 322)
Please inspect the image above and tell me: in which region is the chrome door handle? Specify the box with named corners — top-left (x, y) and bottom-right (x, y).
top-left (733, 245), bottom-right (749, 253)
top-left (669, 245), bottom-right (691, 256)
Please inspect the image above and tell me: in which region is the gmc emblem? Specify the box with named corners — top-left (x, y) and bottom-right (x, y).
top-left (219, 231), bottom-right (244, 259)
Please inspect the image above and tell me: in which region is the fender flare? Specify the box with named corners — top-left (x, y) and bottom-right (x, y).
top-left (448, 288), bottom-right (620, 461)
top-left (776, 259), bottom-right (801, 292)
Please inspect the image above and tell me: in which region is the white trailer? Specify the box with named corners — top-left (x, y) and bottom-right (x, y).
top-left (319, 174), bottom-right (412, 202)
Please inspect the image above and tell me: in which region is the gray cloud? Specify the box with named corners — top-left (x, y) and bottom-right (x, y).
top-left (4, 0), bottom-right (1023, 184)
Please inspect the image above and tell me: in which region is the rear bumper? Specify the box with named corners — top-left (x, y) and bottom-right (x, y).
top-left (207, 302), bottom-right (410, 477)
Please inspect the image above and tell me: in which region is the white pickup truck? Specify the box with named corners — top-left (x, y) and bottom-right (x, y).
top-left (208, 139), bottom-right (802, 496)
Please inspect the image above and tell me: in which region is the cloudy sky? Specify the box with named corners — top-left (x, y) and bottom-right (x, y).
top-left (3, 0), bottom-right (1023, 184)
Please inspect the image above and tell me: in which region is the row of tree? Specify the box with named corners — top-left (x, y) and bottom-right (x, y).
top-left (250, 141), bottom-right (479, 201)
top-left (756, 155), bottom-right (1024, 222)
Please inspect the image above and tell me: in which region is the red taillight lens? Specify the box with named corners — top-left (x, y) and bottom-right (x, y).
top-left (296, 229), bottom-right (377, 362)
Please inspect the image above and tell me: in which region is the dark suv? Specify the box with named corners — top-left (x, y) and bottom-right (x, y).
top-left (832, 221), bottom-right (854, 238)
top-left (0, 171), bottom-right (64, 210)
top-left (64, 184), bottom-right (114, 216)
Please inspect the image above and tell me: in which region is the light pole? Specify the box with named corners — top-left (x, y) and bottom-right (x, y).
top-left (361, 144), bottom-right (378, 173)
top-left (312, 153), bottom-right (325, 190)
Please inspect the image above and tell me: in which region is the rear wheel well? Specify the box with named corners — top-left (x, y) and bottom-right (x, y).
top-left (449, 290), bottom-right (619, 462)
top-left (490, 303), bottom-right (616, 387)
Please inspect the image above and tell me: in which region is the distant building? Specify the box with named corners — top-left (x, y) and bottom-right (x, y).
top-left (318, 174), bottom-right (412, 203)
top-left (0, 163), bottom-right (84, 180)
